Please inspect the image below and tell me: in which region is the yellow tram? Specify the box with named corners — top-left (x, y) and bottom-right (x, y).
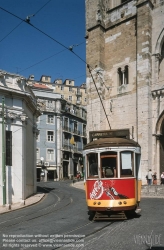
top-left (83, 130), bottom-right (142, 220)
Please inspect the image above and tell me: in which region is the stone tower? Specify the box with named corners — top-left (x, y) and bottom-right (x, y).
top-left (86, 0), bottom-right (164, 182)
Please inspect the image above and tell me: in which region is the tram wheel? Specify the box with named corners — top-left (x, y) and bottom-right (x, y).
top-left (88, 211), bottom-right (96, 221)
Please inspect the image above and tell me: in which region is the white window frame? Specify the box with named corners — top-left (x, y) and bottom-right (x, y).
top-left (47, 148), bottom-right (54, 161)
top-left (47, 130), bottom-right (54, 142)
top-left (47, 100), bottom-right (54, 108)
top-left (69, 96), bottom-right (72, 101)
top-left (47, 114), bottom-right (54, 124)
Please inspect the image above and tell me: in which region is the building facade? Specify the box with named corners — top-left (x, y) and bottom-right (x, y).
top-left (0, 70), bottom-right (40, 205)
top-left (32, 84), bottom-right (87, 181)
top-left (28, 75), bottom-right (87, 107)
top-left (86, 0), bottom-right (164, 183)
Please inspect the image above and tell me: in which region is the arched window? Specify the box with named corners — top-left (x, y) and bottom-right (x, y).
top-left (118, 66), bottom-right (129, 86)
top-left (118, 68), bottom-right (123, 86)
top-left (159, 43), bottom-right (164, 80)
top-left (124, 65), bottom-right (129, 85)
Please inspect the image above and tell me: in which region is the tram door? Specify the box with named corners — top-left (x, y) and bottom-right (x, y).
top-left (100, 154), bottom-right (117, 178)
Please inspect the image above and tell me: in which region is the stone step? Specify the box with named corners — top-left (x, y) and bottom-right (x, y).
top-left (141, 185), bottom-right (164, 197)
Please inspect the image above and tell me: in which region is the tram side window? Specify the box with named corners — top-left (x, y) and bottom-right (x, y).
top-left (120, 151), bottom-right (134, 177)
top-left (87, 153), bottom-right (98, 177)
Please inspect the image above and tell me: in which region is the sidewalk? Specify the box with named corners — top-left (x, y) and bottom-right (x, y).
top-left (0, 193), bottom-right (45, 215)
top-left (71, 180), bottom-right (85, 190)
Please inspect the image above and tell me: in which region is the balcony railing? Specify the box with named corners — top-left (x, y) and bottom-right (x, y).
top-left (62, 144), bottom-right (83, 153)
top-left (82, 131), bottom-right (87, 137)
top-left (63, 126), bottom-right (72, 133)
top-left (76, 92), bottom-right (82, 97)
top-left (72, 129), bottom-right (81, 136)
top-left (61, 107), bottom-right (86, 120)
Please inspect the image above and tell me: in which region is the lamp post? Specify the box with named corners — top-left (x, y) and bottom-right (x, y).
top-left (2, 97), bottom-right (6, 205)
top-left (40, 157), bottom-right (44, 181)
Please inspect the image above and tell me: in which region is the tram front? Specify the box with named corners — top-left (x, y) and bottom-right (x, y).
top-left (83, 137), bottom-right (141, 220)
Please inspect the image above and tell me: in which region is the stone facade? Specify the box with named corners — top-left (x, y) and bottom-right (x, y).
top-left (86, 0), bottom-right (164, 183)
top-left (0, 70), bottom-right (40, 205)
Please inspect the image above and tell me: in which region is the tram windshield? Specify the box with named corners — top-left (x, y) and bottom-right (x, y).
top-left (87, 153), bottom-right (98, 178)
top-left (100, 151), bottom-right (117, 178)
top-left (85, 150), bottom-right (134, 178)
top-left (120, 151), bottom-right (134, 176)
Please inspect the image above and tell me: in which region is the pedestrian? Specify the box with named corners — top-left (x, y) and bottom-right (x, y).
top-left (76, 171), bottom-right (81, 181)
top-left (146, 174), bottom-right (148, 184)
top-left (161, 172), bottom-right (164, 185)
top-left (147, 169), bottom-right (152, 185)
top-left (152, 172), bottom-right (157, 185)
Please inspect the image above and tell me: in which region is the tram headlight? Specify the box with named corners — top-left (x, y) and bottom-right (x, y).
top-left (98, 202), bottom-right (101, 205)
top-left (123, 201), bottom-right (127, 204)
top-left (93, 202), bottom-right (96, 205)
top-left (118, 201), bottom-right (122, 205)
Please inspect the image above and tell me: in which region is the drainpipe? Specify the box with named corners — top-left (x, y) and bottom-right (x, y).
top-left (2, 97), bottom-right (6, 205)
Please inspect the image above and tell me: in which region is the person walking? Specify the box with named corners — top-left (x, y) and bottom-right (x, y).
top-left (161, 172), bottom-right (164, 185)
top-left (147, 169), bottom-right (153, 185)
top-left (152, 172), bottom-right (157, 185)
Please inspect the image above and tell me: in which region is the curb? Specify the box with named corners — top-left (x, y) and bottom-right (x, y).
top-left (0, 193), bottom-right (45, 215)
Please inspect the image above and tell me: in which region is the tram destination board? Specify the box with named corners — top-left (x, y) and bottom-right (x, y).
top-left (89, 129), bottom-right (130, 142)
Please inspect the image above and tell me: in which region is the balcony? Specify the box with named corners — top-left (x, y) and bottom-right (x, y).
top-left (76, 92), bottom-right (82, 97)
top-left (62, 143), bottom-right (83, 153)
top-left (61, 107), bottom-right (86, 121)
top-left (63, 125), bottom-right (72, 133)
top-left (82, 131), bottom-right (87, 137)
top-left (72, 129), bottom-right (81, 136)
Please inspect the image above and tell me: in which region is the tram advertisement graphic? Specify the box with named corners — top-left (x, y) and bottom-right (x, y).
top-left (88, 179), bottom-right (135, 200)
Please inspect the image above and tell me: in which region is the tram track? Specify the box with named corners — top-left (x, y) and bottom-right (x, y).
top-left (0, 185), bottom-right (73, 231)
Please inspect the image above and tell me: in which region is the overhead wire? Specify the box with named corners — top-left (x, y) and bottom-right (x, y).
top-left (0, 21), bottom-right (23, 43)
top-left (18, 41), bottom-right (85, 74)
top-left (0, 0), bottom-right (52, 44)
top-left (87, 64), bottom-right (111, 130)
top-left (18, 49), bottom-right (66, 73)
top-left (0, 5), bottom-right (111, 128)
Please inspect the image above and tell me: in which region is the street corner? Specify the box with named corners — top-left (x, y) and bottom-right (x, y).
top-left (0, 192), bottom-right (45, 214)
top-left (71, 180), bottom-right (85, 190)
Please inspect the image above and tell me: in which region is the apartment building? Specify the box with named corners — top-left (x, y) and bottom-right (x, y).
top-left (28, 75), bottom-right (87, 107)
top-left (32, 83), bottom-right (87, 181)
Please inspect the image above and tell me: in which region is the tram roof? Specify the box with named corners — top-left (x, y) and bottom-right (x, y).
top-left (84, 137), bottom-right (140, 150)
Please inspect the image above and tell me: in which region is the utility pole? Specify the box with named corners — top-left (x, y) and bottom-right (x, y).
top-left (2, 97), bottom-right (6, 205)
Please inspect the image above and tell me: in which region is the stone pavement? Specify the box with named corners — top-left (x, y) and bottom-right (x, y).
top-left (0, 181), bottom-right (163, 215)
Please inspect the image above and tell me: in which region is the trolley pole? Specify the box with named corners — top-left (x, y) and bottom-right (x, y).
top-left (2, 97), bottom-right (6, 205)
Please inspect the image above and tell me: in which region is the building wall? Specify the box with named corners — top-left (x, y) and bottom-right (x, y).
top-left (0, 71), bottom-right (39, 205)
top-left (86, 0), bottom-right (164, 183)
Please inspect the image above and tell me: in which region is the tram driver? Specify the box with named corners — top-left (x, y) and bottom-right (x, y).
top-left (102, 166), bottom-right (116, 178)
top-left (89, 159), bottom-right (98, 176)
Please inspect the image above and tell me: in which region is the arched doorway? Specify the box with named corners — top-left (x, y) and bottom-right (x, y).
top-left (160, 120), bottom-right (164, 173)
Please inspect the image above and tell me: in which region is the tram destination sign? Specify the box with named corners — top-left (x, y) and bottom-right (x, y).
top-left (89, 129), bottom-right (130, 142)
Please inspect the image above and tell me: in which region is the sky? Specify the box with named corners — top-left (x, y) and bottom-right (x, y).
top-left (0, 0), bottom-right (86, 86)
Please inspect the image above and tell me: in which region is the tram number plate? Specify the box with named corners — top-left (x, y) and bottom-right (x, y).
top-left (105, 148), bottom-right (112, 150)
